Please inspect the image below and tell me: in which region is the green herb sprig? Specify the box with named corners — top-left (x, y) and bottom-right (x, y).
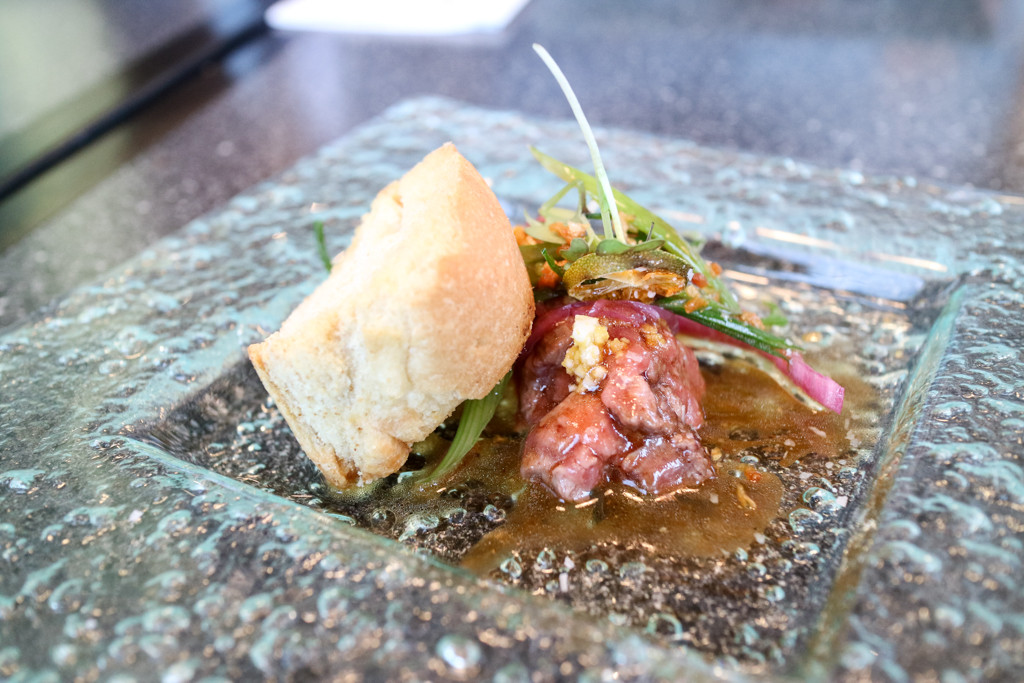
top-left (524, 153), bottom-right (798, 357)
top-left (529, 148), bottom-right (738, 311)
top-left (313, 220), bottom-right (332, 273)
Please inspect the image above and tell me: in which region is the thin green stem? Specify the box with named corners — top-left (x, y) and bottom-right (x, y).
top-left (532, 44), bottom-right (627, 243)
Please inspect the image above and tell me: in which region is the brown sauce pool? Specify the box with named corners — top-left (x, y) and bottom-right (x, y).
top-left (460, 357), bottom-right (850, 572)
top-left (698, 358), bottom-right (852, 468)
top-left (336, 350), bottom-right (860, 575)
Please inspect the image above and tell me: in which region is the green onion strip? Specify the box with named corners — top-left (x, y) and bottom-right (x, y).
top-left (425, 371), bottom-right (511, 483)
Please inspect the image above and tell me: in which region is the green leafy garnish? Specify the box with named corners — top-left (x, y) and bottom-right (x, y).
top-left (595, 239), bottom-right (631, 255)
top-left (313, 221), bottom-right (332, 274)
top-left (523, 213), bottom-right (564, 244)
top-left (519, 244), bottom-right (556, 286)
top-left (529, 147), bottom-right (738, 312)
top-left (423, 371), bottom-right (511, 483)
top-left (526, 45), bottom-right (799, 358)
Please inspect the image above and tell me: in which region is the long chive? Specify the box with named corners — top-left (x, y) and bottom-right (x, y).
top-left (532, 44), bottom-right (627, 244)
top-left (424, 371), bottom-right (511, 483)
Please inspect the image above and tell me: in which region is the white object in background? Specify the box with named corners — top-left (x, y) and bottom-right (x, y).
top-left (265, 0), bottom-right (532, 37)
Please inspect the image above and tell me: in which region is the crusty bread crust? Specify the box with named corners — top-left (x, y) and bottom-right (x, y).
top-left (248, 143), bottom-right (534, 487)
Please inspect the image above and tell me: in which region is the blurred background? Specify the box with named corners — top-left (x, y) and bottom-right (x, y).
top-left (1, 0), bottom-right (1023, 330)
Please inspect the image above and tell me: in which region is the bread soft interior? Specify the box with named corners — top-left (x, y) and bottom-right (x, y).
top-left (248, 143), bottom-right (534, 487)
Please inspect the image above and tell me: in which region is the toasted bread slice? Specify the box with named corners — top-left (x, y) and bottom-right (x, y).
top-left (248, 143), bottom-right (534, 487)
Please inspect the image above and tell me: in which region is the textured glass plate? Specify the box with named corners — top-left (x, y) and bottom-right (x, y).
top-left (2, 97), bottom-right (1022, 682)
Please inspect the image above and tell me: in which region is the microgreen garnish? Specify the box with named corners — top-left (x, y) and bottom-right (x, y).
top-left (313, 221), bottom-right (332, 274)
top-left (527, 45), bottom-right (801, 358)
top-left (595, 239), bottom-right (631, 255)
top-left (424, 371), bottom-right (511, 483)
top-left (529, 147), bottom-right (738, 311)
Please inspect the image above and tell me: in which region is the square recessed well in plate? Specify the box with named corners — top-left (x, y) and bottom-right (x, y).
top-left (132, 235), bottom-right (949, 673)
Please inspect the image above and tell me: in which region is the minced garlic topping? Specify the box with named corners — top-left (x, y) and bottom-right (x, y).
top-left (562, 315), bottom-right (610, 393)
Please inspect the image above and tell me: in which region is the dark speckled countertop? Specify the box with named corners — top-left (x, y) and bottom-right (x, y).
top-left (3, 0), bottom-right (1024, 331)
top-left (2, 2), bottom-right (1024, 681)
